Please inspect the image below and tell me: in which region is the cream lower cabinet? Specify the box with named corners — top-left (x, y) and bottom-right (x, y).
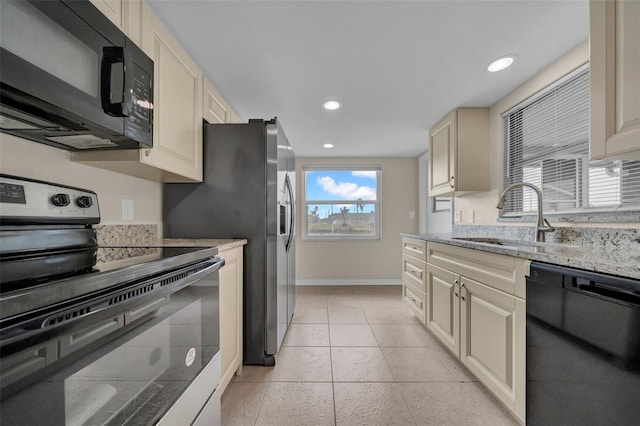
top-left (460, 276), bottom-right (525, 421)
top-left (401, 237), bottom-right (427, 323)
top-left (425, 242), bottom-right (526, 423)
top-left (425, 263), bottom-right (459, 355)
top-left (218, 246), bottom-right (244, 395)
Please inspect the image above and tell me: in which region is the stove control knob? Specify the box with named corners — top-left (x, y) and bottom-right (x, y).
top-left (76, 196), bottom-right (93, 208)
top-left (51, 193), bottom-right (70, 207)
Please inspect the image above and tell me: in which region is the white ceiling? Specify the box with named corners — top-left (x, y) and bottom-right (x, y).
top-left (146, 0), bottom-right (589, 158)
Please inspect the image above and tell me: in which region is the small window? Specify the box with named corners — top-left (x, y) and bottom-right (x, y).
top-left (302, 165), bottom-right (381, 240)
top-left (502, 65), bottom-right (640, 216)
top-left (432, 197), bottom-right (451, 213)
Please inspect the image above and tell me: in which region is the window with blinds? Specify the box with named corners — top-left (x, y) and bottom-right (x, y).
top-left (502, 65), bottom-right (640, 216)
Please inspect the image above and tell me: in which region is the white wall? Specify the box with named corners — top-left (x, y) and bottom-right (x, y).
top-left (454, 40), bottom-right (637, 231)
top-left (0, 134), bottom-right (162, 226)
top-left (295, 157), bottom-right (418, 284)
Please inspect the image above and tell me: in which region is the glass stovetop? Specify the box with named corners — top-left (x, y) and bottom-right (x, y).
top-left (0, 246), bottom-right (219, 320)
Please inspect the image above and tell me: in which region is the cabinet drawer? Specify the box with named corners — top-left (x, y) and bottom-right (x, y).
top-left (403, 237), bottom-right (427, 261)
top-left (403, 254), bottom-right (426, 291)
top-left (427, 242), bottom-right (526, 297)
top-left (403, 284), bottom-right (425, 323)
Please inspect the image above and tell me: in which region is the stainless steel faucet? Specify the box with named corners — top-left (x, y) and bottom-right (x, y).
top-left (496, 183), bottom-right (555, 242)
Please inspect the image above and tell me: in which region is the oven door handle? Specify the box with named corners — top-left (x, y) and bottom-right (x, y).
top-left (198, 257), bottom-right (225, 278)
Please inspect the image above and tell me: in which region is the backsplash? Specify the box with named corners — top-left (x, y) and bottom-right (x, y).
top-left (452, 224), bottom-right (640, 250)
top-left (95, 224), bottom-right (159, 262)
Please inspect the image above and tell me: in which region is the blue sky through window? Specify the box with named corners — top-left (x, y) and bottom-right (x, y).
top-left (306, 170), bottom-right (377, 201)
top-left (305, 170), bottom-right (377, 219)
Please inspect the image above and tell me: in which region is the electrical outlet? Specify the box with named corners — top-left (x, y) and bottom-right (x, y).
top-left (122, 199), bottom-right (134, 221)
top-left (409, 210), bottom-right (416, 219)
top-left (454, 210), bottom-right (462, 222)
top-left (467, 210), bottom-right (475, 223)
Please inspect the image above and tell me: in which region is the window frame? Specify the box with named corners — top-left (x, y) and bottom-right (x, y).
top-left (301, 165), bottom-right (381, 241)
top-left (432, 196), bottom-right (451, 213)
top-left (500, 63), bottom-right (640, 219)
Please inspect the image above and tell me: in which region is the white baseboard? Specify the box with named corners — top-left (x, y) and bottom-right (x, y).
top-left (296, 279), bottom-right (402, 286)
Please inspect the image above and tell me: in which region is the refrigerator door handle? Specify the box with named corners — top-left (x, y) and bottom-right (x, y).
top-left (285, 174), bottom-right (295, 252)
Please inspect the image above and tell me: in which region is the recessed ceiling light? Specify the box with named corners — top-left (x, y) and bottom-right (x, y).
top-left (322, 100), bottom-right (341, 111)
top-left (323, 143), bottom-right (334, 148)
top-left (488, 55), bottom-right (516, 72)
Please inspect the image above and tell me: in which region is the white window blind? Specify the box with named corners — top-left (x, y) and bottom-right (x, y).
top-left (502, 65), bottom-right (640, 216)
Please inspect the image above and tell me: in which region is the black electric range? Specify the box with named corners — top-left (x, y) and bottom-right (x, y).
top-left (0, 175), bottom-right (224, 425)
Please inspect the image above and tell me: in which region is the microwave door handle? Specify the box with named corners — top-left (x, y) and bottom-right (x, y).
top-left (101, 46), bottom-right (127, 117)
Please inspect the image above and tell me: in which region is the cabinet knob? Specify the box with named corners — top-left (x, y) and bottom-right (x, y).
top-left (454, 279), bottom-right (459, 284)
top-left (144, 149), bottom-right (151, 157)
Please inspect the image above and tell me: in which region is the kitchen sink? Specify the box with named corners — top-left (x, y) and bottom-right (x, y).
top-left (451, 237), bottom-right (542, 247)
top-left (451, 237), bottom-right (578, 250)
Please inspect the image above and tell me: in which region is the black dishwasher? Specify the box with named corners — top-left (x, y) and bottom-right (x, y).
top-left (526, 262), bottom-right (640, 426)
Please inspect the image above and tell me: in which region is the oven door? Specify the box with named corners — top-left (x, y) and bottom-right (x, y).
top-left (0, 258), bottom-right (222, 426)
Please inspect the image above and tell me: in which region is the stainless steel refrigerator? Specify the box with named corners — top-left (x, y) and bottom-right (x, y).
top-left (163, 118), bottom-right (295, 366)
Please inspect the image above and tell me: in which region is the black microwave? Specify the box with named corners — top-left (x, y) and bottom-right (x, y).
top-left (0, 0), bottom-right (153, 150)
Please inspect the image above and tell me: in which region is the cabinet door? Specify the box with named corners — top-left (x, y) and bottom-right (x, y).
top-left (123, 0), bottom-right (148, 53)
top-left (425, 264), bottom-right (459, 356)
top-left (590, 0), bottom-right (640, 160)
top-left (142, 15), bottom-right (203, 181)
top-left (228, 109), bottom-right (243, 124)
top-left (429, 111), bottom-right (456, 196)
top-left (460, 277), bottom-right (517, 412)
top-left (203, 78), bottom-right (229, 124)
top-left (219, 247), bottom-right (243, 394)
top-left (89, 0), bottom-right (123, 29)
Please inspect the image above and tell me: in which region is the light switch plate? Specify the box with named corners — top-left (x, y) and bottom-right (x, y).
top-left (409, 210), bottom-right (416, 219)
top-left (467, 210), bottom-right (475, 223)
top-left (122, 199), bottom-right (134, 221)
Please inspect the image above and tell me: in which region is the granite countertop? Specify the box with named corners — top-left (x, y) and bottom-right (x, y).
top-left (101, 238), bottom-right (247, 252)
top-left (402, 233), bottom-right (640, 280)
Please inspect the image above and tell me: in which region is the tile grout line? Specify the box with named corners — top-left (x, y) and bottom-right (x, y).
top-left (252, 377), bottom-right (270, 426)
top-left (327, 305), bottom-right (338, 426)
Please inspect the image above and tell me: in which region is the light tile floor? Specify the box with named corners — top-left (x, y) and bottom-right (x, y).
top-left (221, 285), bottom-right (519, 425)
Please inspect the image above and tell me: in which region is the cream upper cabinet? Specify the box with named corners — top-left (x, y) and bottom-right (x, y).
top-left (89, 0), bottom-right (124, 29)
top-left (590, 0), bottom-right (640, 160)
top-left (228, 109), bottom-right (243, 124)
top-left (428, 108), bottom-right (490, 196)
top-left (142, 14), bottom-right (203, 181)
top-left (89, 0), bottom-right (148, 53)
top-left (72, 4), bottom-right (204, 182)
top-left (203, 78), bottom-right (230, 124)
top-left (123, 0), bottom-right (149, 54)
top-left (424, 241), bottom-right (526, 422)
top-left (218, 246), bottom-right (244, 395)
